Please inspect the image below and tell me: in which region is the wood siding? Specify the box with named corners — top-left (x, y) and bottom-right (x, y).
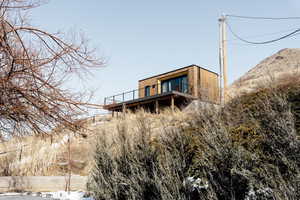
top-left (199, 68), bottom-right (219, 103)
top-left (138, 65), bottom-right (219, 103)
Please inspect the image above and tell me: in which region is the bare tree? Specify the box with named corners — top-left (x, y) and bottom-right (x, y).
top-left (0, 0), bottom-right (104, 137)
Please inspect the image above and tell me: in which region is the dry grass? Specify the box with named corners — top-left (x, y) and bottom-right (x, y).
top-left (88, 109), bottom-right (200, 200)
top-left (88, 88), bottom-right (300, 200)
top-left (1, 82), bottom-right (299, 199)
top-left (0, 110), bottom-right (190, 176)
top-left (0, 132), bottom-right (88, 176)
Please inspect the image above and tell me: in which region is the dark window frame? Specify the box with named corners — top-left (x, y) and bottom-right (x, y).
top-left (144, 86), bottom-right (151, 97)
top-left (161, 75), bottom-right (188, 94)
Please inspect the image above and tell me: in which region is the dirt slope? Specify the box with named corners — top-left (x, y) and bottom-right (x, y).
top-left (228, 48), bottom-right (300, 98)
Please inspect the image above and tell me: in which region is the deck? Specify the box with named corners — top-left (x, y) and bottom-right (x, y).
top-left (103, 84), bottom-right (196, 113)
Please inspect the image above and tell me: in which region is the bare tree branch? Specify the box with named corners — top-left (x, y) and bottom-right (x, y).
top-left (0, 0), bottom-right (104, 137)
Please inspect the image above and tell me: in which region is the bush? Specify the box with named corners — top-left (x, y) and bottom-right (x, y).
top-left (89, 88), bottom-right (300, 200)
top-left (88, 113), bottom-right (195, 200)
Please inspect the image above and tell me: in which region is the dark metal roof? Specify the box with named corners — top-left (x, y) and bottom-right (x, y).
top-left (138, 64), bottom-right (219, 82)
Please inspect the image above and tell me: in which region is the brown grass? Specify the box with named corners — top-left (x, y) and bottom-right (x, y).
top-left (88, 87), bottom-right (300, 200)
top-left (0, 110), bottom-right (190, 176)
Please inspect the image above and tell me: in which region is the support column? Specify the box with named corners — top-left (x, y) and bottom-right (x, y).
top-left (155, 100), bottom-right (159, 114)
top-left (137, 104), bottom-right (141, 111)
top-left (122, 103), bottom-right (126, 113)
top-left (171, 96), bottom-right (175, 112)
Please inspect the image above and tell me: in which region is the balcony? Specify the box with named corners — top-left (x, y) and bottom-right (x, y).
top-left (103, 82), bottom-right (195, 112)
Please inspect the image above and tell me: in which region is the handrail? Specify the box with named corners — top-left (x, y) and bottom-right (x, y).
top-left (104, 83), bottom-right (190, 105)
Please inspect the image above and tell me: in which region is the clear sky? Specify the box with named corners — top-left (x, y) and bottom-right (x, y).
top-left (30, 0), bottom-right (300, 110)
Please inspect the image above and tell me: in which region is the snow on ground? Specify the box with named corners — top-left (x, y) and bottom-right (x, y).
top-left (0, 191), bottom-right (94, 200)
top-left (43, 191), bottom-right (93, 200)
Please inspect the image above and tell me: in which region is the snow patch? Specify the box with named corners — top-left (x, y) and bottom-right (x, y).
top-left (183, 176), bottom-right (209, 192)
top-left (0, 191), bottom-right (94, 200)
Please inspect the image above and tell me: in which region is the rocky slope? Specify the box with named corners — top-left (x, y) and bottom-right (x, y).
top-left (228, 48), bottom-right (300, 98)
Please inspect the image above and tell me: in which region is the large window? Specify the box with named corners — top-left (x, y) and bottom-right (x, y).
top-left (144, 86), bottom-right (150, 97)
top-left (161, 75), bottom-right (188, 94)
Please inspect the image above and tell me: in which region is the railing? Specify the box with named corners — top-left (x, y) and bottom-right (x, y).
top-left (104, 83), bottom-right (191, 105)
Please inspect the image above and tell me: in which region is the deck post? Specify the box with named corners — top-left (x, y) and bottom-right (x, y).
top-left (137, 103), bottom-right (141, 111)
top-left (155, 100), bottom-right (159, 114)
top-left (122, 103), bottom-right (126, 114)
top-left (171, 96), bottom-right (175, 112)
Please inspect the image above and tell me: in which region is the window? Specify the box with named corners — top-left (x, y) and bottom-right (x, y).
top-left (161, 75), bottom-right (188, 94)
top-left (144, 86), bottom-right (150, 97)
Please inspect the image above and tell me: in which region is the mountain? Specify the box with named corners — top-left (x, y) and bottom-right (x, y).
top-left (228, 48), bottom-right (300, 98)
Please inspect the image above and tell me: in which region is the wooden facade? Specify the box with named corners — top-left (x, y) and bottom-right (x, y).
top-left (104, 64), bottom-right (219, 113)
top-left (138, 65), bottom-right (219, 102)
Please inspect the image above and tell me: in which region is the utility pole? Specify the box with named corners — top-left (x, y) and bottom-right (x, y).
top-left (219, 14), bottom-right (228, 105)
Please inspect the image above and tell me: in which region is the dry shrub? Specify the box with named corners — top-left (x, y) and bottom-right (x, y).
top-left (0, 110), bottom-right (189, 176)
top-left (89, 88), bottom-right (300, 200)
top-left (88, 111), bottom-right (196, 200)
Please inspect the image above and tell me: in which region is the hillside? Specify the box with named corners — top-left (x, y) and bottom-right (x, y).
top-left (88, 87), bottom-right (300, 200)
top-left (0, 50), bottom-right (300, 199)
top-left (0, 110), bottom-right (190, 176)
top-left (228, 48), bottom-right (300, 98)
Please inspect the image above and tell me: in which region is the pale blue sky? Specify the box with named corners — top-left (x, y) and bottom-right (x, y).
top-left (30, 0), bottom-right (300, 108)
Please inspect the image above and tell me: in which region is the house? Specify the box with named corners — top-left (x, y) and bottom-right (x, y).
top-left (103, 64), bottom-right (219, 114)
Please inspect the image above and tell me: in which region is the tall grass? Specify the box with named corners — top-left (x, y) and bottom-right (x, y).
top-left (0, 111), bottom-right (189, 176)
top-left (0, 131), bottom-right (94, 176)
top-left (88, 111), bottom-right (194, 200)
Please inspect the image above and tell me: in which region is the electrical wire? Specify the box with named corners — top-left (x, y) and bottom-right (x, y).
top-left (226, 15), bottom-right (300, 20)
top-left (226, 26), bottom-right (300, 42)
top-left (226, 21), bottom-right (300, 44)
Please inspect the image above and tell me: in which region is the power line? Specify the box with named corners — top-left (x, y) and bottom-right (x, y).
top-left (226, 21), bottom-right (300, 44)
top-left (227, 15), bottom-right (300, 20)
top-left (226, 26), bottom-right (300, 42)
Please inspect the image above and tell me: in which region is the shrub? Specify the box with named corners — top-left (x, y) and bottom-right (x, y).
top-left (89, 88), bottom-right (300, 200)
top-left (88, 113), bottom-right (194, 200)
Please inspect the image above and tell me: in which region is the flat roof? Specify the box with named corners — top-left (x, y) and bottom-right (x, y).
top-left (138, 64), bottom-right (218, 82)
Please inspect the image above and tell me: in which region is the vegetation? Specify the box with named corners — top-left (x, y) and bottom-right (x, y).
top-left (1, 75), bottom-right (299, 199)
top-left (89, 84), bottom-right (300, 200)
top-left (0, 131), bottom-right (93, 176)
top-left (0, 112), bottom-right (188, 176)
top-left (1, 1), bottom-right (299, 199)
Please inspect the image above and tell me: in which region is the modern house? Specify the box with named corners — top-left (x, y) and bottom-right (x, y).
top-left (103, 64), bottom-right (219, 114)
